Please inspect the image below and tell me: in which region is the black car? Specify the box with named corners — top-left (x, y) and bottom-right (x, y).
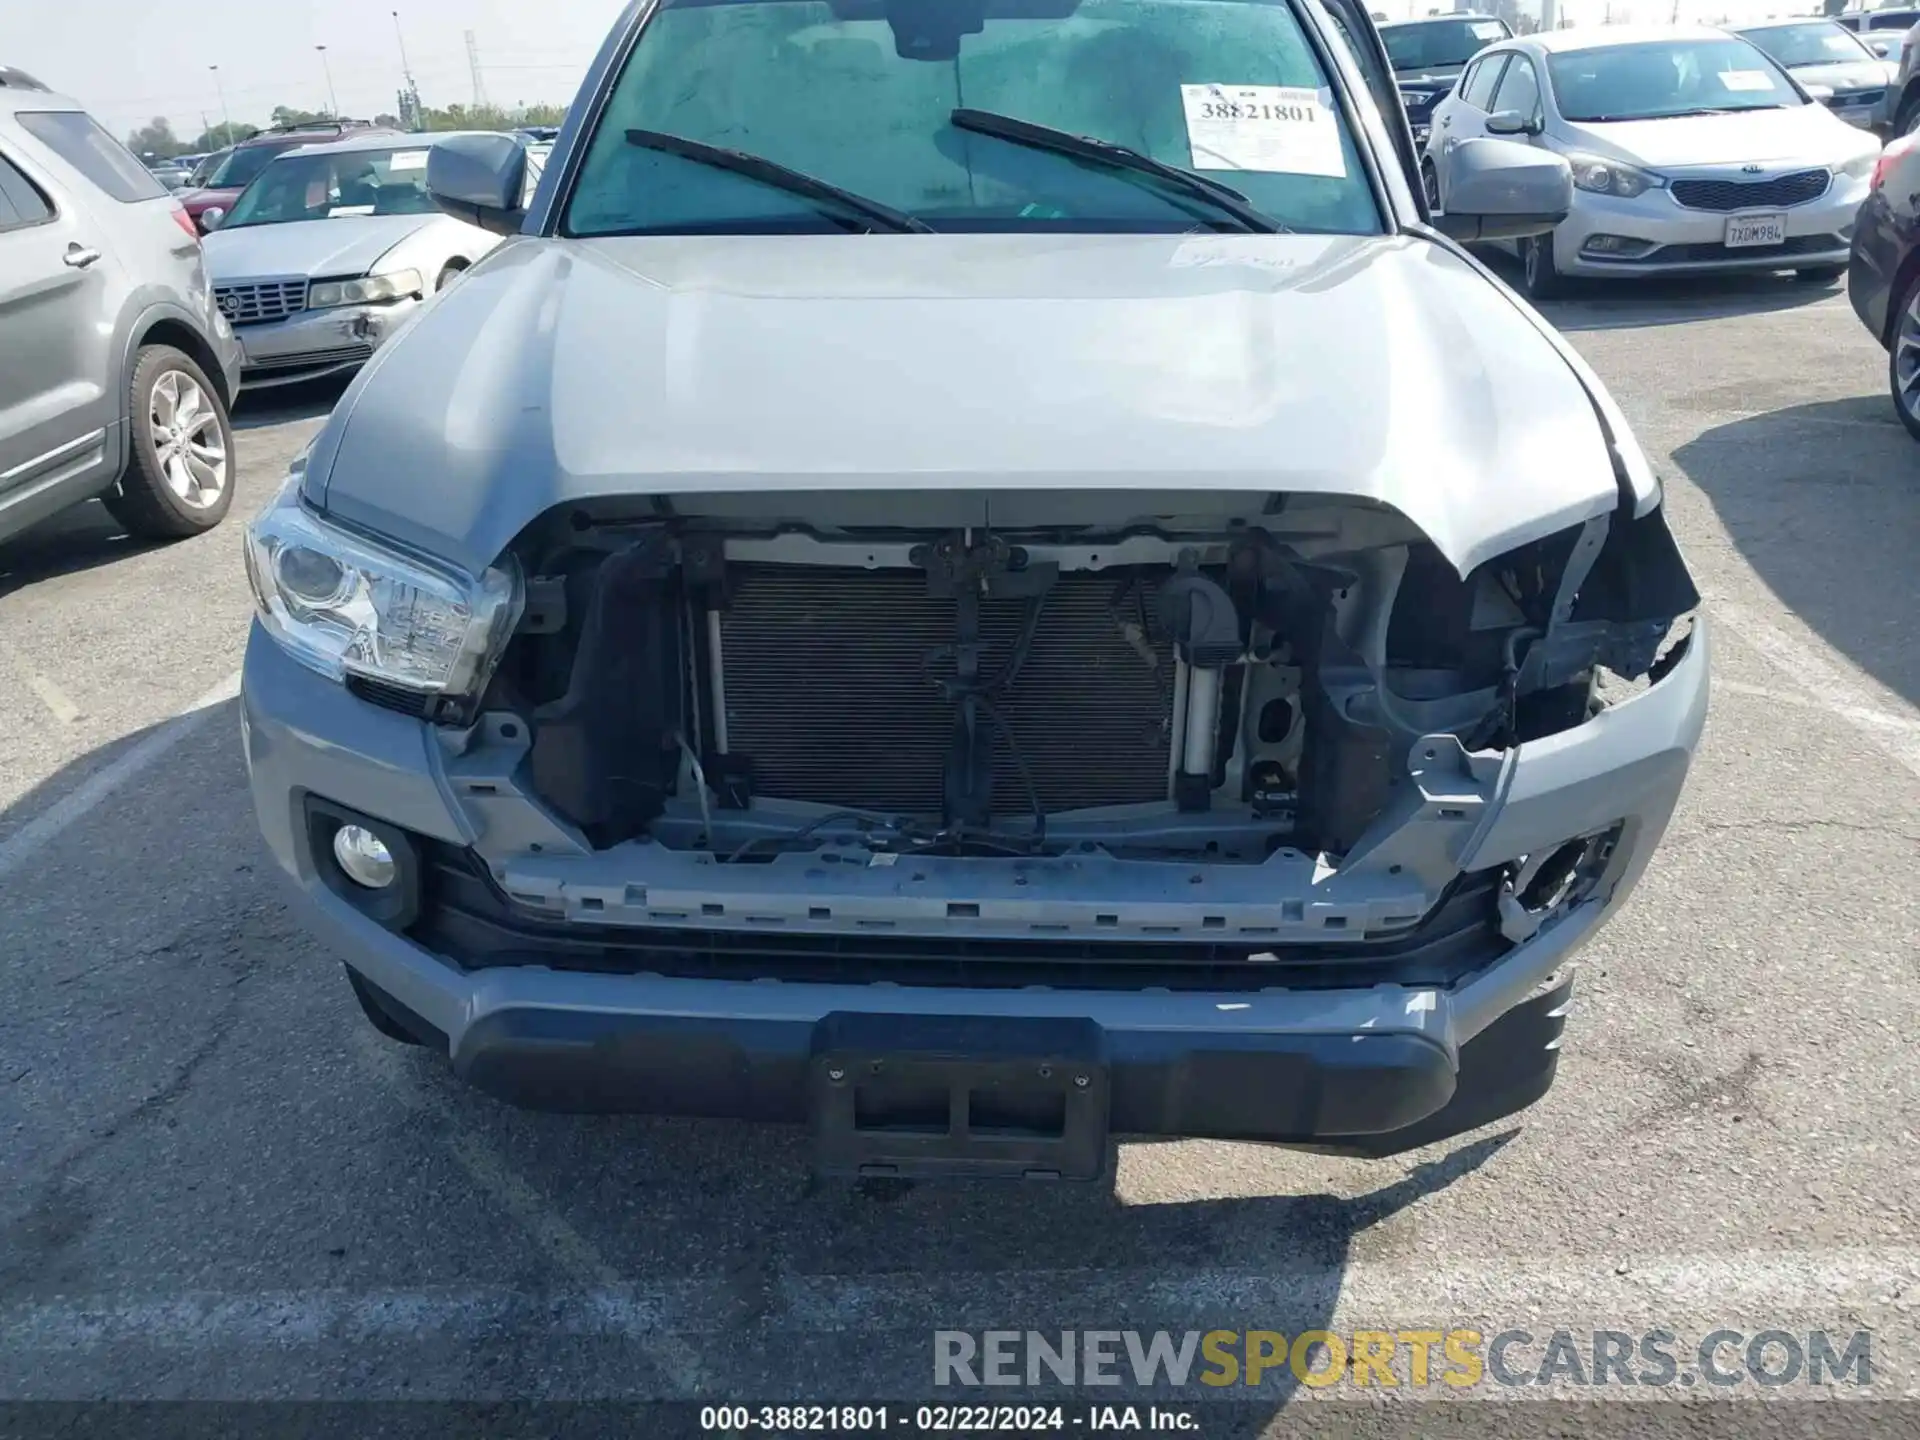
top-left (1846, 130), bottom-right (1920, 437)
top-left (1378, 12), bottom-right (1512, 147)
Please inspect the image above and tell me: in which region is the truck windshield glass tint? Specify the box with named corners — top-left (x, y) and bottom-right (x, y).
top-left (562, 0), bottom-right (1381, 236)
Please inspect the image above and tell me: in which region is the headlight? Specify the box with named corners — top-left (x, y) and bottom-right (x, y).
top-left (1400, 89), bottom-right (1437, 107)
top-left (1565, 153), bottom-right (1665, 199)
top-left (244, 475), bottom-right (521, 699)
top-left (1838, 147), bottom-right (1881, 181)
top-left (308, 269), bottom-right (424, 309)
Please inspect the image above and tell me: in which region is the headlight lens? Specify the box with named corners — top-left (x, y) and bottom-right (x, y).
top-left (1565, 153), bottom-right (1665, 199)
top-left (244, 475), bottom-right (521, 699)
top-left (308, 269), bottom-right (424, 309)
top-left (1838, 146), bottom-right (1881, 181)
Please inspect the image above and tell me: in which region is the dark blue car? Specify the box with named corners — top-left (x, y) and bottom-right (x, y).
top-left (1847, 130), bottom-right (1920, 438)
top-left (1379, 12), bottom-right (1512, 152)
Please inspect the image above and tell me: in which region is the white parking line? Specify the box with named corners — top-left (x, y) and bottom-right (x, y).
top-left (0, 669), bottom-right (240, 884)
top-left (1, 639), bottom-right (82, 725)
top-left (1708, 599), bottom-right (1920, 780)
top-left (351, 1029), bottom-right (710, 1394)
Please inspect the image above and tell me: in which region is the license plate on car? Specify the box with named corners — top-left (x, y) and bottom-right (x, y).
top-left (1725, 212), bottom-right (1787, 248)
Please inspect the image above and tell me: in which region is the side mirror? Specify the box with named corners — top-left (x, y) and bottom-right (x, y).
top-left (427, 133), bottom-right (530, 237)
top-left (200, 207), bottom-right (226, 231)
top-left (1485, 108), bottom-right (1542, 137)
top-left (1804, 82), bottom-right (1836, 102)
top-left (1872, 40), bottom-right (1893, 57)
top-left (1432, 136), bottom-right (1572, 242)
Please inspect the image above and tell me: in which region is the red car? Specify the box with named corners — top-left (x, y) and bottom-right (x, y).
top-left (178, 119), bottom-right (401, 231)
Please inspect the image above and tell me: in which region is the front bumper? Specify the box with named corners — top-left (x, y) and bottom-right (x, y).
top-left (1552, 174), bottom-right (1866, 277)
top-left (241, 617), bottom-right (1710, 1149)
top-left (232, 298), bottom-right (421, 390)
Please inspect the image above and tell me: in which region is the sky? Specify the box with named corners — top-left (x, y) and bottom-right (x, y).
top-left (0, 0), bottom-right (630, 143)
top-left (0, 0), bottom-right (1857, 144)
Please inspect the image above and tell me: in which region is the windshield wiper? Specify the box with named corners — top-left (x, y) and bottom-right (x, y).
top-left (949, 108), bottom-right (1287, 234)
top-left (623, 128), bottom-right (934, 234)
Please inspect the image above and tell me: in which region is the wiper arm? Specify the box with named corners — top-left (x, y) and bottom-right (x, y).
top-left (623, 128), bottom-right (934, 234)
top-left (949, 108), bottom-right (1287, 234)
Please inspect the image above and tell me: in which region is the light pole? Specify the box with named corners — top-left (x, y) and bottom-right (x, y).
top-left (316, 44), bottom-right (340, 119)
top-left (209, 64), bottom-right (232, 140)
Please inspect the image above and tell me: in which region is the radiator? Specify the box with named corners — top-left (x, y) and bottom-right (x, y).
top-left (717, 564), bottom-right (1177, 817)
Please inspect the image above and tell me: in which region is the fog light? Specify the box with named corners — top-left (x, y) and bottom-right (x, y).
top-left (1581, 233), bottom-right (1651, 257)
top-left (332, 825), bottom-right (397, 889)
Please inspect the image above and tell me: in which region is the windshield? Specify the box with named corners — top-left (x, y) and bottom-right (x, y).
top-left (562, 0), bottom-right (1380, 238)
top-left (1547, 38), bottom-right (1803, 122)
top-left (206, 142), bottom-right (294, 189)
top-left (221, 145), bottom-right (438, 228)
top-left (1739, 22), bottom-right (1876, 68)
top-left (1380, 18), bottom-right (1509, 73)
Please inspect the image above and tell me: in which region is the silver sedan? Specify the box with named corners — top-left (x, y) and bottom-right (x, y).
top-left (201, 133), bottom-right (516, 390)
top-left (1426, 23), bottom-right (1883, 300)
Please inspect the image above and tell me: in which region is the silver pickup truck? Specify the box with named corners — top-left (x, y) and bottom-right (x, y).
top-left (240, 0), bottom-right (1707, 1181)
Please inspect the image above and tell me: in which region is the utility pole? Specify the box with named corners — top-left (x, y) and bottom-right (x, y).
top-left (209, 65), bottom-right (232, 139)
top-left (392, 10), bottom-right (423, 127)
top-left (316, 44), bottom-right (340, 119)
top-left (466, 30), bottom-right (489, 110)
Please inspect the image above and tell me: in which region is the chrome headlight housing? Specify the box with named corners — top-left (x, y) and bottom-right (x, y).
top-left (244, 474), bottom-right (521, 701)
top-left (308, 268), bottom-right (424, 309)
top-left (1565, 153), bottom-right (1665, 199)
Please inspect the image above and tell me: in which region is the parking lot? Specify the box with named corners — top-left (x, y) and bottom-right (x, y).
top-left (0, 267), bottom-right (1916, 1424)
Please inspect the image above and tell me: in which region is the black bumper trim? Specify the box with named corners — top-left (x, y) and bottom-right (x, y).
top-left (437, 976), bottom-right (1570, 1149)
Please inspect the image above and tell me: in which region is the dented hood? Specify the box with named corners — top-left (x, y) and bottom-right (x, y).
top-left (308, 231), bottom-right (1619, 577)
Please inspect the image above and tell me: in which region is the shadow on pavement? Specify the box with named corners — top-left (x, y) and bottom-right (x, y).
top-left (1472, 247), bottom-right (1845, 331)
top-left (1676, 394), bottom-right (1919, 707)
top-left (231, 376), bottom-right (350, 431)
top-left (0, 501), bottom-right (163, 598)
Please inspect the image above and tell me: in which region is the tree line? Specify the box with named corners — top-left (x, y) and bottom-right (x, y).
top-left (126, 101), bottom-right (568, 159)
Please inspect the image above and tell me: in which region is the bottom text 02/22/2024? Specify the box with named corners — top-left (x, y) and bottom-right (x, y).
top-left (699, 1404), bottom-right (1201, 1433)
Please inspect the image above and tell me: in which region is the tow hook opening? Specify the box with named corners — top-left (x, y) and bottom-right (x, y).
top-left (1498, 823), bottom-right (1623, 944)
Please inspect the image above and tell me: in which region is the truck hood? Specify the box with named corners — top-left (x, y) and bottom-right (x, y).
top-left (308, 232), bottom-right (1620, 578)
top-left (203, 214), bottom-right (432, 281)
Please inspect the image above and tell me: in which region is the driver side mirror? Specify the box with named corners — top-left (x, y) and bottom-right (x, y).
top-left (427, 133), bottom-right (530, 237)
top-left (200, 207), bottom-right (226, 231)
top-left (1872, 39), bottom-right (1893, 57)
top-left (1485, 108), bottom-right (1544, 137)
top-left (1432, 137), bottom-right (1572, 242)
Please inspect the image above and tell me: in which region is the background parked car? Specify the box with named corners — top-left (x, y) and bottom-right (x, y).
top-left (1844, 128), bottom-right (1920, 436)
top-left (1833, 6), bottom-right (1920, 61)
top-left (187, 147), bottom-right (229, 187)
top-left (1379, 12), bottom-right (1511, 151)
top-left (143, 157), bottom-right (193, 191)
top-left (0, 70), bottom-right (240, 545)
top-left (1736, 18), bottom-right (1899, 132)
top-left (202, 132), bottom-right (520, 390)
top-left (1426, 25), bottom-right (1882, 299)
top-left (177, 119), bottom-right (401, 233)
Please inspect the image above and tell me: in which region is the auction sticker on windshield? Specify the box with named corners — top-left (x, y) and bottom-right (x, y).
top-left (1718, 70), bottom-right (1776, 91)
top-left (1180, 84), bottom-right (1347, 177)
top-left (387, 151), bottom-right (430, 172)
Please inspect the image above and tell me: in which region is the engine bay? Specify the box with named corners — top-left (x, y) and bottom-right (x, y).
top-left (473, 489), bottom-right (1697, 867)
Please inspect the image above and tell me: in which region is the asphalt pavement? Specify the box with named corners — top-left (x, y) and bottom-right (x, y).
top-left (0, 270), bottom-right (1915, 1431)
